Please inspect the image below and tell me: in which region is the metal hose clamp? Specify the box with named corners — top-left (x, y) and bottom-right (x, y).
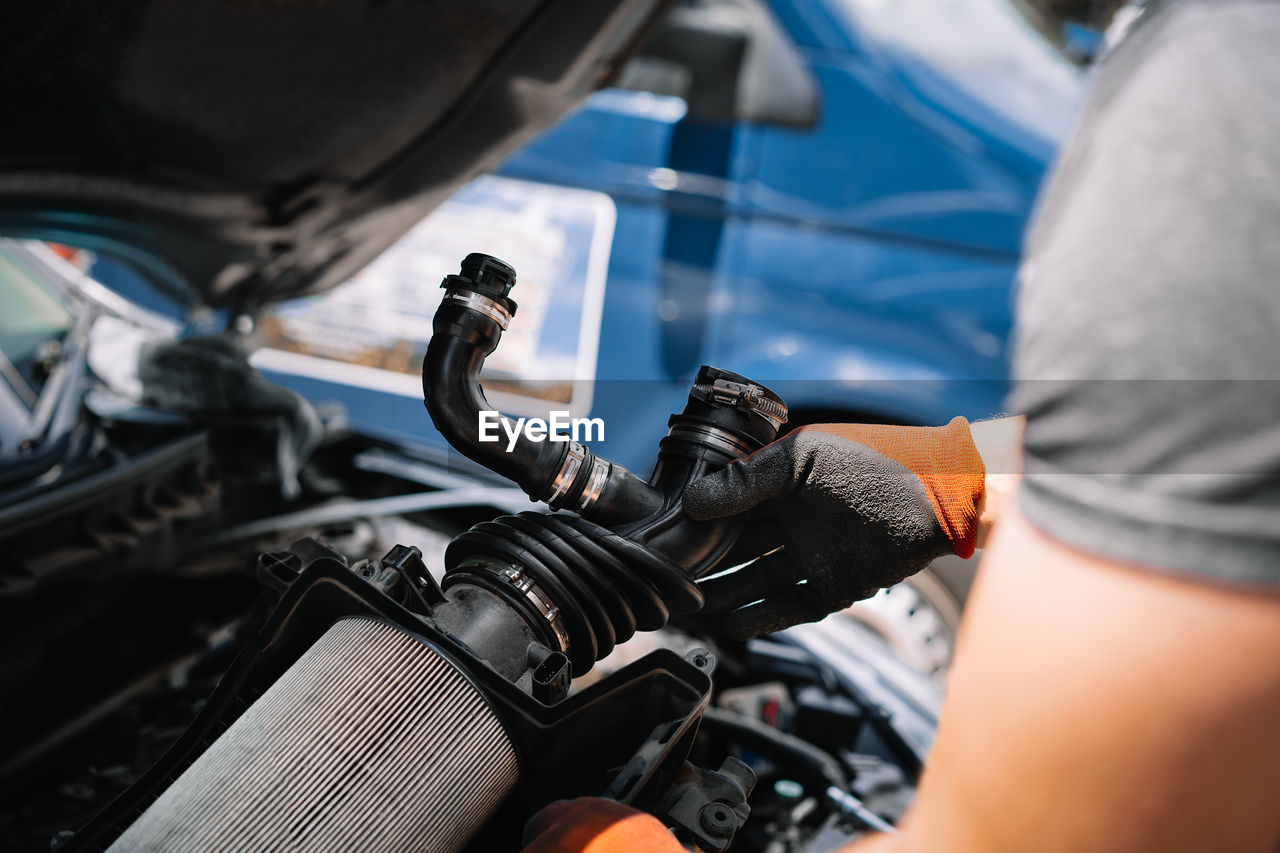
top-left (547, 441), bottom-right (587, 504)
top-left (444, 289), bottom-right (513, 330)
top-left (462, 558), bottom-right (572, 654)
top-left (577, 458), bottom-right (611, 514)
top-left (690, 377), bottom-right (788, 430)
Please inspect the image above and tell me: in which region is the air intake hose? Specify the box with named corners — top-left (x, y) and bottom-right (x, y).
top-left (424, 254), bottom-right (788, 674)
top-left (424, 253), bottom-right (664, 525)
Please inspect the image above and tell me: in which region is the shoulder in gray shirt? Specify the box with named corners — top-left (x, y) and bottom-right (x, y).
top-left (1010, 0), bottom-right (1280, 583)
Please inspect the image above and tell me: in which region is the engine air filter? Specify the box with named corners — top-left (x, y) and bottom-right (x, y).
top-left (110, 616), bottom-right (519, 852)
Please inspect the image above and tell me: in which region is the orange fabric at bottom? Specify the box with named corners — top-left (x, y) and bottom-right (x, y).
top-left (522, 798), bottom-right (686, 853)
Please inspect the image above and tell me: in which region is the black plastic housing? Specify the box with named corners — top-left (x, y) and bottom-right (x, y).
top-left (61, 554), bottom-right (713, 853)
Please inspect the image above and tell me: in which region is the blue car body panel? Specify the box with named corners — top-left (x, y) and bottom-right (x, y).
top-left (252, 0), bottom-right (1082, 473)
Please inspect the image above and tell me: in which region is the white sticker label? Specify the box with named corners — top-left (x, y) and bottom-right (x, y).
top-left (255, 174), bottom-right (615, 417)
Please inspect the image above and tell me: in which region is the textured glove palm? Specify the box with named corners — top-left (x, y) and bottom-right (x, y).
top-left (682, 417), bottom-right (984, 639)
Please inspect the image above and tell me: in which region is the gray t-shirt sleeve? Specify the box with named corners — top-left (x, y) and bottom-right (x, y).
top-left (1009, 0), bottom-right (1280, 584)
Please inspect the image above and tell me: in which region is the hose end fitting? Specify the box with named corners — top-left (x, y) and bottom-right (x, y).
top-left (443, 253), bottom-right (518, 314)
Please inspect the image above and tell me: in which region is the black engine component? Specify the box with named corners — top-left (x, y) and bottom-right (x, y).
top-left (62, 542), bottom-right (719, 852)
top-left (61, 254), bottom-right (794, 852)
top-left (425, 253), bottom-right (789, 674)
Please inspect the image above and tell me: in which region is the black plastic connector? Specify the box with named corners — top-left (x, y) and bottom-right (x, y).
top-left (443, 252), bottom-right (518, 314)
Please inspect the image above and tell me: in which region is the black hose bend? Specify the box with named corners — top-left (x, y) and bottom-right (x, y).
top-left (424, 254), bottom-right (788, 675)
top-left (423, 253), bottom-right (664, 525)
top-left (700, 707), bottom-right (850, 793)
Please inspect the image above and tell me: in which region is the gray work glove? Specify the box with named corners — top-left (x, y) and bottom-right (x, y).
top-left (682, 419), bottom-right (984, 639)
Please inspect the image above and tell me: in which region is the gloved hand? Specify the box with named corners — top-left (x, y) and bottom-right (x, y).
top-left (682, 417), bottom-right (985, 639)
top-left (521, 798), bottom-right (686, 853)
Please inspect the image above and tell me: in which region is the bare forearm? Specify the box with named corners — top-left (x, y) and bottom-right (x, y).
top-left (970, 416), bottom-right (1023, 549)
top-left (845, 508), bottom-right (1280, 853)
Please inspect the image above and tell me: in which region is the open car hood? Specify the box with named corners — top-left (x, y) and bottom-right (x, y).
top-left (0, 0), bottom-right (668, 311)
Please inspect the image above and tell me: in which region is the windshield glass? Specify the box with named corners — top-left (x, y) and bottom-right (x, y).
top-left (0, 247), bottom-right (74, 403)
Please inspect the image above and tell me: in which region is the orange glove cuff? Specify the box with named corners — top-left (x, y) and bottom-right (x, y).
top-left (796, 416), bottom-right (986, 558)
top-left (522, 798), bottom-right (686, 853)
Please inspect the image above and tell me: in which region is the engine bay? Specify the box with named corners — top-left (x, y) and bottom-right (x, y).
top-left (0, 253), bottom-right (936, 852)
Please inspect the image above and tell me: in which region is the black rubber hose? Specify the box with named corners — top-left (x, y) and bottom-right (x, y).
top-left (537, 515), bottom-right (662, 631)
top-left (700, 707), bottom-right (850, 793)
top-left (426, 256), bottom-right (787, 676)
top-left (423, 318), bottom-right (563, 495)
top-left (444, 512), bottom-right (703, 673)
top-left (422, 259), bottom-right (663, 524)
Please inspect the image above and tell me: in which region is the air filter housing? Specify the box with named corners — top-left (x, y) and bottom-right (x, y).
top-left (109, 616), bottom-right (519, 852)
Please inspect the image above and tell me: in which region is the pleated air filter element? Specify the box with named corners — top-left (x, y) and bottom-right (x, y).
top-left (110, 616), bottom-right (519, 852)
